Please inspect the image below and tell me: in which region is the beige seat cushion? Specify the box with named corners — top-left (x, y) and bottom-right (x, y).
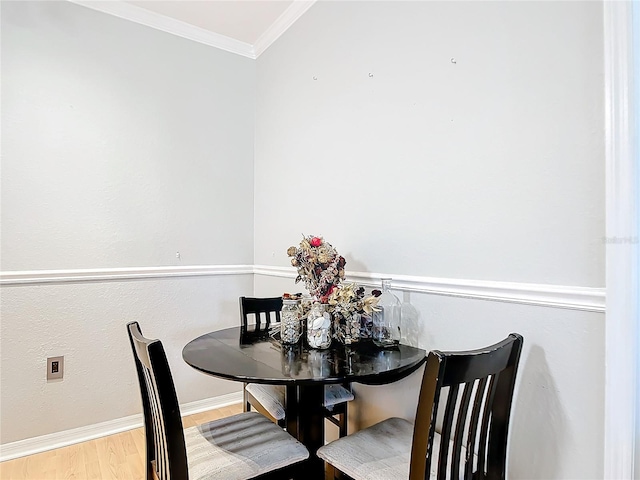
top-left (186, 411), bottom-right (308, 480)
top-left (245, 383), bottom-right (286, 420)
top-left (324, 384), bottom-right (355, 408)
top-left (245, 383), bottom-right (354, 420)
top-left (317, 417), bottom-right (467, 480)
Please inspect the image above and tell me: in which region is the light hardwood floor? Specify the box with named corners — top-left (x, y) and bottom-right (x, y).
top-left (0, 403), bottom-right (243, 480)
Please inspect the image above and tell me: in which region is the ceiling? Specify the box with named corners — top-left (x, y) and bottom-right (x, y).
top-left (124, 1), bottom-right (295, 45)
top-left (72, 0), bottom-right (315, 58)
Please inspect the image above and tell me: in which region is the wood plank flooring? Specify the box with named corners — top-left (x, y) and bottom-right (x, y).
top-left (0, 404), bottom-right (243, 480)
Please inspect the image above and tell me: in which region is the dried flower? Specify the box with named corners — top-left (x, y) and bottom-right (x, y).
top-left (287, 234), bottom-right (345, 300)
top-left (286, 235), bottom-right (379, 343)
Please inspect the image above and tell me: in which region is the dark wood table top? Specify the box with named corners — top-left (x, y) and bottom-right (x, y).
top-left (182, 326), bottom-right (427, 386)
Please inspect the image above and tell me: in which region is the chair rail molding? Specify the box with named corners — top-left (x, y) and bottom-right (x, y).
top-left (254, 265), bottom-right (605, 313)
top-left (3, 264), bottom-right (605, 312)
top-left (0, 265), bottom-right (254, 286)
top-left (603, 1), bottom-right (639, 478)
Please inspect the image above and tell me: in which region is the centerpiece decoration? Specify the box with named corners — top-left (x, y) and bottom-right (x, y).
top-left (287, 235), bottom-right (379, 346)
top-left (287, 235), bottom-right (345, 302)
top-left (327, 282), bottom-right (379, 344)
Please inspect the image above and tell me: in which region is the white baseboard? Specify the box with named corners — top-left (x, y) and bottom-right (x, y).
top-left (0, 392), bottom-right (243, 462)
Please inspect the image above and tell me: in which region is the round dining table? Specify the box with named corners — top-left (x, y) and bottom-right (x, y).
top-left (182, 326), bottom-right (427, 480)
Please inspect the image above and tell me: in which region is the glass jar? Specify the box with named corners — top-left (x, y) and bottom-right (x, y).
top-left (306, 303), bottom-right (332, 349)
top-left (281, 298), bottom-right (302, 344)
top-left (346, 312), bottom-right (361, 344)
top-left (372, 278), bottom-right (401, 347)
top-left (335, 312), bottom-right (361, 345)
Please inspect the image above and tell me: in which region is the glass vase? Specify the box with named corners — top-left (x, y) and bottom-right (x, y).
top-left (306, 303), bottom-right (332, 349)
top-left (280, 298), bottom-right (302, 344)
top-left (372, 278), bottom-right (401, 347)
top-left (334, 312), bottom-right (361, 345)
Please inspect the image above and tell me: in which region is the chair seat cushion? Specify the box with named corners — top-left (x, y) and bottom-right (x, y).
top-left (324, 384), bottom-right (355, 408)
top-left (317, 417), bottom-right (464, 480)
top-left (185, 411), bottom-right (309, 480)
top-left (246, 383), bottom-right (355, 420)
top-left (245, 383), bottom-right (286, 420)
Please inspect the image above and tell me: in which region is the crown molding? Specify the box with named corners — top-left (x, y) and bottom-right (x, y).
top-left (254, 0), bottom-right (317, 58)
top-left (68, 0), bottom-right (317, 59)
top-left (68, 1), bottom-right (256, 59)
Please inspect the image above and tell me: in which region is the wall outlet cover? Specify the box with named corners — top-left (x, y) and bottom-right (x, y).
top-left (47, 356), bottom-right (64, 380)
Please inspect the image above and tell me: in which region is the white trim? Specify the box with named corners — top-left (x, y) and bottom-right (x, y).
top-left (254, 0), bottom-right (317, 58)
top-left (603, 1), bottom-right (639, 478)
top-left (67, 1), bottom-right (256, 59)
top-left (67, 0), bottom-right (317, 59)
top-left (179, 392), bottom-right (242, 417)
top-left (1, 264), bottom-right (606, 311)
top-left (254, 265), bottom-right (605, 313)
top-left (0, 265), bottom-right (254, 286)
top-left (0, 392), bottom-right (243, 462)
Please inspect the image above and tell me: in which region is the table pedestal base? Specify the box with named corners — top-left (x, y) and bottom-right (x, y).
top-left (297, 384), bottom-right (326, 480)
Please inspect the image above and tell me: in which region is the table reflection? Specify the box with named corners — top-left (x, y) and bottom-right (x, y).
top-left (237, 325), bottom-right (410, 383)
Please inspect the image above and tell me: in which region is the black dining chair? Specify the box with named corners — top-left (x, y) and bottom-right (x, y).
top-left (126, 321), bottom-right (309, 480)
top-left (240, 296), bottom-right (355, 437)
top-left (318, 333), bottom-right (524, 480)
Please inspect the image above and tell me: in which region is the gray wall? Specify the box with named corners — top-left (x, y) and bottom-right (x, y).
top-left (255, 1), bottom-right (604, 286)
top-left (1, 0), bottom-right (255, 443)
top-left (0, 1), bottom-right (609, 477)
top-left (255, 2), bottom-right (605, 478)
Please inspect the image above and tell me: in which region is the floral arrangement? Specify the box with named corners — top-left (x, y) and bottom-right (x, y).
top-left (287, 235), bottom-right (345, 303)
top-left (327, 282), bottom-right (380, 343)
top-left (287, 235), bottom-right (379, 343)
top-left (327, 283), bottom-right (379, 319)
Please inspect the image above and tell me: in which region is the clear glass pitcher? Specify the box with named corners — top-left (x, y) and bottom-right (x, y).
top-left (372, 278), bottom-right (401, 347)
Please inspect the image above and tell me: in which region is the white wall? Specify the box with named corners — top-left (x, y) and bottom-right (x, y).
top-left (0, 1), bottom-right (608, 477)
top-left (255, 1), bottom-right (605, 478)
top-left (255, 275), bottom-right (605, 479)
top-left (0, 1), bottom-right (255, 444)
top-left (255, 1), bottom-right (604, 287)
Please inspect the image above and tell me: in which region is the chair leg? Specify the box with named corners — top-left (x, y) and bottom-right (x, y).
top-left (243, 383), bottom-right (250, 412)
top-left (337, 412), bottom-right (347, 438)
top-left (325, 463), bottom-right (336, 480)
top-left (324, 463), bottom-right (351, 480)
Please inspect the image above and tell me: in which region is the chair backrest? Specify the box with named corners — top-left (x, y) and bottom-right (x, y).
top-left (239, 296), bottom-right (283, 336)
top-left (409, 333), bottom-right (524, 480)
top-left (127, 322), bottom-right (188, 480)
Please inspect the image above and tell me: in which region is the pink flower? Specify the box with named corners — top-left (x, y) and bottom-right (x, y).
top-left (310, 237), bottom-right (322, 247)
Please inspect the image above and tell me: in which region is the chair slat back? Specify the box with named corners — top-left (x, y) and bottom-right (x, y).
top-left (127, 322), bottom-right (188, 480)
top-left (410, 333), bottom-right (523, 480)
top-left (239, 296), bottom-right (283, 336)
